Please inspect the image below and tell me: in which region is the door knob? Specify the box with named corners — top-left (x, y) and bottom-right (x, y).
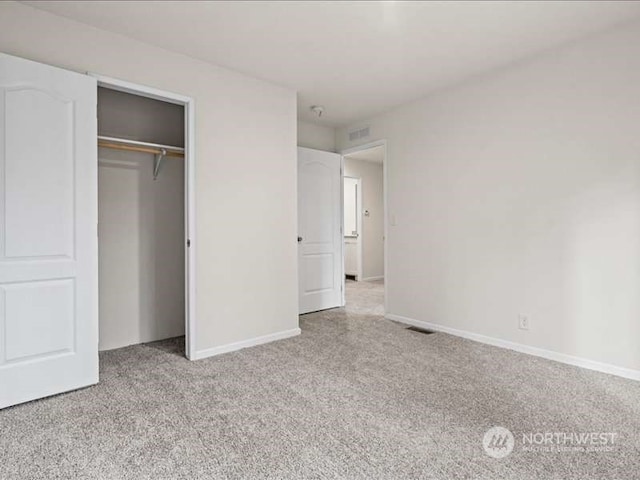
top-left (297, 236), bottom-right (303, 243)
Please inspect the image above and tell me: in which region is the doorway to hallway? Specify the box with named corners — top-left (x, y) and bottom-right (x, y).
top-left (341, 143), bottom-right (386, 314)
top-left (345, 278), bottom-right (385, 315)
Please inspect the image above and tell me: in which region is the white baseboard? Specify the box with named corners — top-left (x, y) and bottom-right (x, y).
top-left (192, 327), bottom-right (301, 360)
top-left (361, 275), bottom-right (384, 281)
top-left (386, 313), bottom-right (640, 382)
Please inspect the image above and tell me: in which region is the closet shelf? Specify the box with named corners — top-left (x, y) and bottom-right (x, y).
top-left (98, 135), bottom-right (185, 158)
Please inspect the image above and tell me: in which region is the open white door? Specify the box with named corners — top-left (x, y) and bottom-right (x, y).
top-left (298, 147), bottom-right (342, 314)
top-left (0, 53), bottom-right (98, 408)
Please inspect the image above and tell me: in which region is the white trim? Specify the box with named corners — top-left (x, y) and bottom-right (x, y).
top-left (386, 313), bottom-right (640, 382)
top-left (361, 275), bottom-right (384, 282)
top-left (341, 139), bottom-right (387, 156)
top-left (340, 155), bottom-right (346, 305)
top-left (192, 328), bottom-right (301, 360)
top-left (88, 73), bottom-right (190, 105)
top-left (341, 139), bottom-right (387, 313)
top-left (184, 94), bottom-right (197, 361)
top-left (90, 73), bottom-right (198, 361)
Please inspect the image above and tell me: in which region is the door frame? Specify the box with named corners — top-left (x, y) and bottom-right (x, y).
top-left (343, 175), bottom-right (363, 281)
top-left (340, 139), bottom-right (387, 313)
top-left (89, 74), bottom-right (197, 360)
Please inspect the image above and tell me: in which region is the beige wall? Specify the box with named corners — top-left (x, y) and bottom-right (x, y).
top-left (0, 1), bottom-right (299, 354)
top-left (344, 158), bottom-right (384, 280)
top-left (338, 23), bottom-right (640, 372)
top-left (297, 120), bottom-right (336, 152)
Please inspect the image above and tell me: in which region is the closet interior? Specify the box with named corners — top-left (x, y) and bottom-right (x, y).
top-left (97, 87), bottom-right (186, 353)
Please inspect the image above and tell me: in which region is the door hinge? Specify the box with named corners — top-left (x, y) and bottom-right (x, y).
top-left (187, 239), bottom-right (191, 247)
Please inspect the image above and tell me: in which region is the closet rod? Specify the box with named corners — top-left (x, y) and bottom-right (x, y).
top-left (98, 135), bottom-right (184, 158)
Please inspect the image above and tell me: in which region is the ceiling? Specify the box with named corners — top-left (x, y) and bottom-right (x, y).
top-left (345, 146), bottom-right (384, 164)
top-left (23, 1), bottom-right (640, 127)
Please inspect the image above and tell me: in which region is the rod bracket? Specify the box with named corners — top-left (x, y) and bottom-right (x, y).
top-left (153, 148), bottom-right (167, 180)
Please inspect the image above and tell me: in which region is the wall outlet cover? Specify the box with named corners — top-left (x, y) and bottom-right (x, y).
top-left (518, 315), bottom-right (530, 331)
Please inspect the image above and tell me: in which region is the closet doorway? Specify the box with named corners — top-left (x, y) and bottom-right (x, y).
top-left (93, 75), bottom-right (196, 360)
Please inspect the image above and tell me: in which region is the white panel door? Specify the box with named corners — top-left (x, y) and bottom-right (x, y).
top-left (298, 147), bottom-right (342, 314)
top-left (0, 53), bottom-right (98, 408)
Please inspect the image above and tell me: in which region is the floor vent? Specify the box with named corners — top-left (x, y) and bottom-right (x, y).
top-left (406, 326), bottom-right (436, 335)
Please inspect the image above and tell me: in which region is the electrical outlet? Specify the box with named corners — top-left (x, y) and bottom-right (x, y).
top-left (518, 315), bottom-right (530, 331)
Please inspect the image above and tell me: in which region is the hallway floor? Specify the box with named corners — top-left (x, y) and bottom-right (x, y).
top-left (345, 278), bottom-right (384, 315)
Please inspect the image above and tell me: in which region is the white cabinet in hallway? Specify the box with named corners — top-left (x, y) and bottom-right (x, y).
top-left (343, 176), bottom-right (361, 279)
top-left (344, 238), bottom-right (359, 278)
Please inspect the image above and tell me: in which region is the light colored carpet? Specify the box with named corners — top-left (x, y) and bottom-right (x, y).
top-left (1, 280), bottom-right (639, 479)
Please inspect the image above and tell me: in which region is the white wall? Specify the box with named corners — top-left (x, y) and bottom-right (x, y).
top-left (338, 23), bottom-right (640, 373)
top-left (297, 120), bottom-right (336, 152)
top-left (0, 1), bottom-right (299, 355)
top-left (344, 158), bottom-right (384, 280)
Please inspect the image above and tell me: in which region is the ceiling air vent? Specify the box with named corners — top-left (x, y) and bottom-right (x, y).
top-left (348, 126), bottom-right (370, 142)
